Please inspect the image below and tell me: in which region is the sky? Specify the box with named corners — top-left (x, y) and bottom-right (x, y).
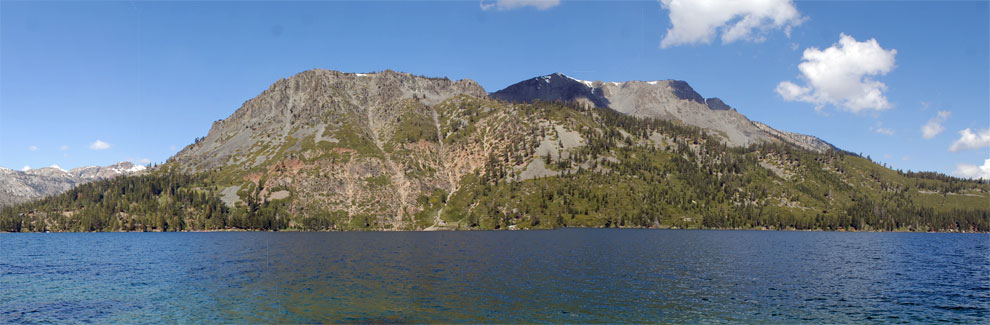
top-left (1, 0), bottom-right (988, 178)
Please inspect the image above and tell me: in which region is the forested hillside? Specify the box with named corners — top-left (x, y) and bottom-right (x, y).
top-left (3, 97), bottom-right (987, 232)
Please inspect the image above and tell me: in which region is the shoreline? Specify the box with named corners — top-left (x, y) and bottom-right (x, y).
top-left (3, 226), bottom-right (987, 234)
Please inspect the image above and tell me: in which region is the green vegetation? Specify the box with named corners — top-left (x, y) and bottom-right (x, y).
top-left (0, 168), bottom-right (290, 232)
top-left (2, 99), bottom-right (987, 232)
top-left (390, 101), bottom-right (439, 145)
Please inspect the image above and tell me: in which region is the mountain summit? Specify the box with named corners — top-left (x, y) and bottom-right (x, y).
top-left (4, 69), bottom-right (987, 232)
top-left (492, 73), bottom-right (834, 152)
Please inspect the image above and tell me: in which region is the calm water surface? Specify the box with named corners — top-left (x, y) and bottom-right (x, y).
top-left (1, 229), bottom-right (988, 323)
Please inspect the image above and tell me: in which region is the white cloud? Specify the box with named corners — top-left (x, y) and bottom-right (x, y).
top-left (871, 122), bottom-right (895, 136)
top-left (480, 0), bottom-right (560, 11)
top-left (89, 139), bottom-right (111, 150)
top-left (658, 0), bottom-right (804, 48)
top-left (953, 158), bottom-right (990, 180)
top-left (169, 145), bottom-right (178, 151)
top-left (776, 33), bottom-right (897, 112)
top-left (921, 111), bottom-right (951, 139)
top-left (948, 128), bottom-right (990, 152)
top-left (131, 158), bottom-right (152, 164)
top-left (28, 145), bottom-right (39, 151)
top-left (21, 165), bottom-right (30, 171)
top-left (59, 145), bottom-right (69, 151)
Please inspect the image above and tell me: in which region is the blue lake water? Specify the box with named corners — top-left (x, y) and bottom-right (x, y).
top-left (1, 229), bottom-right (988, 323)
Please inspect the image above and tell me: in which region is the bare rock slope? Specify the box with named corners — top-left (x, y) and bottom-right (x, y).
top-left (492, 73), bottom-right (834, 152)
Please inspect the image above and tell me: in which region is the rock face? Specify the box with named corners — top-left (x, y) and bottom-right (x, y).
top-left (492, 73), bottom-right (834, 151)
top-left (491, 73), bottom-right (609, 108)
top-left (169, 69), bottom-right (505, 228)
top-left (0, 162), bottom-right (147, 207)
top-left (171, 69), bottom-right (487, 172)
top-left (704, 97), bottom-right (732, 111)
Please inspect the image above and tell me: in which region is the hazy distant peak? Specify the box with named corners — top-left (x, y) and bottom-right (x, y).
top-left (0, 160), bottom-right (149, 207)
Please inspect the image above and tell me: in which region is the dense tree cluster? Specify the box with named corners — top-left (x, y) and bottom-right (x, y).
top-left (0, 171), bottom-right (289, 232)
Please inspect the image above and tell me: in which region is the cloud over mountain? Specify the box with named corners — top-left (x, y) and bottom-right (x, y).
top-left (949, 128), bottom-right (990, 152)
top-left (953, 158), bottom-right (990, 180)
top-left (89, 140), bottom-right (111, 150)
top-left (777, 34), bottom-right (897, 113)
top-left (922, 111), bottom-right (951, 139)
top-left (871, 122), bottom-right (895, 136)
top-left (659, 0), bottom-right (804, 48)
top-left (480, 0), bottom-right (560, 11)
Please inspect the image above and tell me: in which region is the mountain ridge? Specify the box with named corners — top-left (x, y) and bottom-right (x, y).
top-left (2, 68), bottom-right (987, 232)
top-left (0, 161), bottom-right (148, 207)
top-left (492, 73), bottom-right (834, 152)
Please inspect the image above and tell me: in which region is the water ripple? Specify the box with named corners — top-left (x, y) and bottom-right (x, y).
top-left (1, 230), bottom-right (987, 323)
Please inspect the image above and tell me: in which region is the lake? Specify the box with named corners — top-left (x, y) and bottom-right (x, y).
top-left (1, 229), bottom-right (988, 323)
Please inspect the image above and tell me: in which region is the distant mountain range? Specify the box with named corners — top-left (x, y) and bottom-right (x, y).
top-left (0, 162), bottom-right (147, 207)
top-left (3, 69), bottom-right (986, 232)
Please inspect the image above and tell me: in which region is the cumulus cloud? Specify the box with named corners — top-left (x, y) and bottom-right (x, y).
top-left (131, 158), bottom-right (152, 164)
top-left (871, 122), bottom-right (895, 136)
top-left (28, 145), bottom-right (38, 151)
top-left (776, 33), bottom-right (897, 112)
top-left (953, 158), bottom-right (990, 180)
top-left (921, 111), bottom-right (951, 139)
top-left (948, 128), bottom-right (990, 152)
top-left (480, 0), bottom-right (560, 11)
top-left (658, 0), bottom-right (804, 48)
top-left (60, 145), bottom-right (69, 151)
top-left (21, 165), bottom-right (31, 171)
top-left (89, 139), bottom-right (111, 150)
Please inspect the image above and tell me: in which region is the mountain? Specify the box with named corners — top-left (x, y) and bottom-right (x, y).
top-left (0, 162), bottom-right (147, 207)
top-left (492, 73), bottom-right (834, 152)
top-left (2, 69), bottom-right (987, 232)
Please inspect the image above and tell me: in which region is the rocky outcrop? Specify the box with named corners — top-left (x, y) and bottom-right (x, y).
top-left (704, 97), bottom-right (732, 111)
top-left (669, 80), bottom-right (704, 104)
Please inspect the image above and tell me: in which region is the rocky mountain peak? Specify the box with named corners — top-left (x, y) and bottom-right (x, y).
top-left (704, 97), bottom-right (733, 111)
top-left (667, 80), bottom-right (705, 104)
top-left (172, 68), bottom-right (489, 172)
top-left (490, 73), bottom-right (835, 152)
top-left (490, 73), bottom-right (609, 108)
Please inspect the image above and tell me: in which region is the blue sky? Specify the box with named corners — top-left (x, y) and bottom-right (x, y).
top-left (1, 0), bottom-right (988, 178)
